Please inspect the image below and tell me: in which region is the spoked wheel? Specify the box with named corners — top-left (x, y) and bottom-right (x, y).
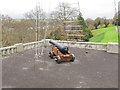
top-left (71, 54), bottom-right (75, 62)
top-left (48, 52), bottom-right (54, 59)
top-left (55, 56), bottom-right (61, 64)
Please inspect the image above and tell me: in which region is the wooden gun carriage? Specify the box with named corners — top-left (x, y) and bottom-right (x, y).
top-left (48, 40), bottom-right (75, 64)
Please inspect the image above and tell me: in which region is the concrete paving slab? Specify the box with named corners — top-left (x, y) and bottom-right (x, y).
top-left (2, 47), bottom-right (118, 88)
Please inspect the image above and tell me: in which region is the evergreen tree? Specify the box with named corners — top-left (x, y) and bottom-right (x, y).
top-left (77, 15), bottom-right (93, 41)
top-left (77, 15), bottom-right (88, 29)
top-left (94, 23), bottom-right (98, 29)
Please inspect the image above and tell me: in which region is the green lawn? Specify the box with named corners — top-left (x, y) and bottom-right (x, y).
top-left (13, 19), bottom-right (22, 22)
top-left (89, 27), bottom-right (118, 43)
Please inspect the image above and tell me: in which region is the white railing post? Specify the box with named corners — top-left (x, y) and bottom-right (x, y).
top-left (15, 43), bottom-right (24, 53)
top-left (107, 42), bottom-right (118, 53)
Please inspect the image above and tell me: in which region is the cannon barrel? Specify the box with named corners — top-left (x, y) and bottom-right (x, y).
top-left (49, 40), bottom-right (69, 54)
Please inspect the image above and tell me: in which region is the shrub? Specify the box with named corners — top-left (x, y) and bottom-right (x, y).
top-left (108, 24), bottom-right (113, 27)
top-left (83, 28), bottom-right (93, 41)
top-left (97, 25), bottom-right (102, 29)
top-left (88, 26), bottom-right (95, 30)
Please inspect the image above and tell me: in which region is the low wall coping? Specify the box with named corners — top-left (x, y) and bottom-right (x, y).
top-left (0, 45), bottom-right (16, 50)
top-left (0, 40), bottom-right (118, 55)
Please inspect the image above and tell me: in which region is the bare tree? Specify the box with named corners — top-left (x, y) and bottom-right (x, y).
top-left (50, 2), bottom-right (79, 21)
top-left (24, 7), bottom-right (46, 28)
top-left (0, 14), bottom-right (2, 47)
top-left (85, 18), bottom-right (94, 26)
top-left (0, 14), bottom-right (16, 46)
top-left (24, 6), bottom-right (47, 40)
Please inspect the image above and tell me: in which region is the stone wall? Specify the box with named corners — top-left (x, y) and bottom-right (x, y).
top-left (57, 41), bottom-right (118, 53)
top-left (0, 39), bottom-right (118, 56)
top-left (0, 22), bottom-right (2, 48)
top-left (0, 41), bottom-right (43, 56)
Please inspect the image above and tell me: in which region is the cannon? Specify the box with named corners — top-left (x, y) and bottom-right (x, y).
top-left (48, 40), bottom-right (75, 64)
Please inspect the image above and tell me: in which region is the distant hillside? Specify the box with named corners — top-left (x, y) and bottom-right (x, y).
top-left (89, 27), bottom-right (118, 43)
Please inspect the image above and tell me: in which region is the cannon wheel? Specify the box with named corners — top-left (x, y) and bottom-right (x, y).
top-left (48, 52), bottom-right (54, 59)
top-left (71, 54), bottom-right (75, 62)
top-left (56, 56), bottom-right (61, 64)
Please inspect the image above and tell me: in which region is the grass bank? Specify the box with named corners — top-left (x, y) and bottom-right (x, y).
top-left (89, 27), bottom-right (118, 43)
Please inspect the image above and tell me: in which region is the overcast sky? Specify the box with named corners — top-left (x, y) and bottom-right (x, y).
top-left (0, 0), bottom-right (119, 19)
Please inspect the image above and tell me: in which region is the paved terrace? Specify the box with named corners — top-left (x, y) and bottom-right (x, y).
top-left (2, 47), bottom-right (118, 88)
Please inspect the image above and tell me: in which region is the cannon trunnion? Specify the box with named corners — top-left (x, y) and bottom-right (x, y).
top-left (48, 40), bottom-right (75, 64)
